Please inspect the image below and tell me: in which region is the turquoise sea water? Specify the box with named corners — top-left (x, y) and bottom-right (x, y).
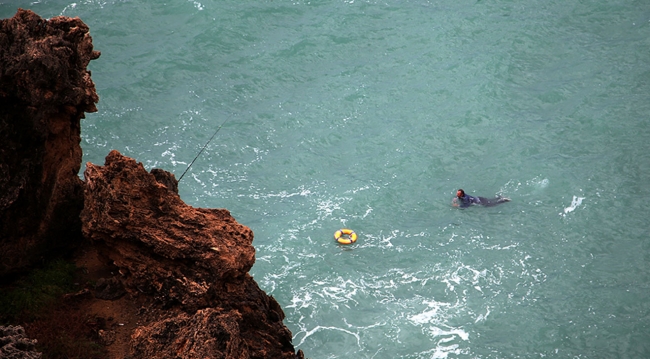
top-left (3, 1), bottom-right (650, 357)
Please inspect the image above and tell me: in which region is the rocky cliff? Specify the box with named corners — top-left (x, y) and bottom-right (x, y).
top-left (82, 151), bottom-right (301, 358)
top-left (0, 9), bottom-right (304, 359)
top-left (0, 8), bottom-right (100, 276)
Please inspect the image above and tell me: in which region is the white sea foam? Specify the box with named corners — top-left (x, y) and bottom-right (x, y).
top-left (417, 326), bottom-right (470, 359)
top-left (428, 326), bottom-right (469, 341)
top-left (190, 1), bottom-right (204, 10)
top-left (251, 186), bottom-right (312, 200)
top-left (294, 325), bottom-right (360, 347)
top-left (562, 195), bottom-right (585, 216)
top-left (502, 176), bottom-right (549, 195)
top-left (474, 307), bottom-right (491, 323)
top-left (408, 302), bottom-right (442, 324)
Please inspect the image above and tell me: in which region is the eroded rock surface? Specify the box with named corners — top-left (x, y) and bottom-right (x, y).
top-left (82, 150), bottom-right (303, 359)
top-left (0, 9), bottom-right (100, 276)
top-left (0, 325), bottom-right (42, 359)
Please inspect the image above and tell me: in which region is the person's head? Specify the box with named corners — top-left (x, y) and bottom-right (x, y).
top-left (457, 189), bottom-right (465, 198)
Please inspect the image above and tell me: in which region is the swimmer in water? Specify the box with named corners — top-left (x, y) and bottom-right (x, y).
top-left (452, 189), bottom-right (511, 208)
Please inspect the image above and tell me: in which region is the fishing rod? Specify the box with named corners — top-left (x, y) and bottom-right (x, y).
top-left (178, 116), bottom-right (231, 182)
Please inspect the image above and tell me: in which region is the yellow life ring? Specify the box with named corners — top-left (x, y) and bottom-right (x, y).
top-left (334, 229), bottom-right (357, 245)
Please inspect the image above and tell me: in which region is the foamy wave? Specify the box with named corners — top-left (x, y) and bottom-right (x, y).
top-left (561, 195), bottom-right (585, 216)
top-left (294, 325), bottom-right (361, 347)
top-left (408, 300), bottom-right (451, 324)
top-left (251, 186), bottom-right (313, 200)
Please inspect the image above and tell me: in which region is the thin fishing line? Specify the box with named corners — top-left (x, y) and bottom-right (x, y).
top-left (178, 116), bottom-right (231, 182)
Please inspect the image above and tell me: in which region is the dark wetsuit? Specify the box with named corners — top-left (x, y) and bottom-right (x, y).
top-left (458, 194), bottom-right (509, 208)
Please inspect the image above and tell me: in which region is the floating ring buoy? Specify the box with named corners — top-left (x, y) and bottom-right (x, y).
top-left (334, 229), bottom-right (357, 245)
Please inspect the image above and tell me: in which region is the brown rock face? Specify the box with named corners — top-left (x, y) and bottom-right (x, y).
top-left (0, 9), bottom-right (100, 276)
top-left (2, 9), bottom-right (305, 358)
top-left (82, 150), bottom-right (303, 359)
